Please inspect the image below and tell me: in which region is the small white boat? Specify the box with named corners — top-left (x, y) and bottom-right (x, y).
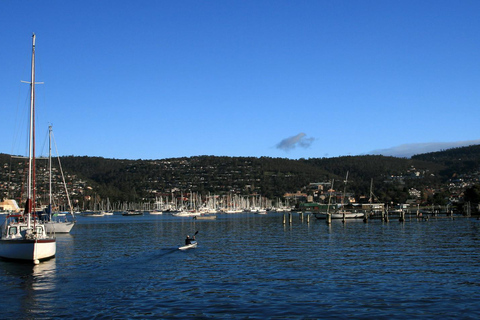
top-left (193, 215), bottom-right (216, 220)
top-left (44, 219), bottom-right (75, 233)
top-left (179, 241), bottom-right (197, 250)
top-left (172, 211), bottom-right (201, 217)
top-left (82, 211), bottom-right (105, 217)
top-left (91, 212), bottom-right (106, 217)
top-left (122, 210), bottom-right (143, 216)
top-left (223, 209), bottom-right (243, 214)
top-left (314, 211), bottom-right (365, 219)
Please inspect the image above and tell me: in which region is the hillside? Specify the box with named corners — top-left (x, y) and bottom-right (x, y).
top-left (2, 145), bottom-right (480, 208)
top-left (57, 154), bottom-right (447, 201)
top-left (412, 144), bottom-right (480, 178)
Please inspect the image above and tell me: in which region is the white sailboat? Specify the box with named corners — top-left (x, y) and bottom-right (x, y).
top-left (314, 173), bottom-right (365, 220)
top-left (172, 210), bottom-right (202, 217)
top-left (320, 211), bottom-right (365, 219)
top-left (43, 126), bottom-right (75, 233)
top-left (149, 197), bottom-right (163, 214)
top-left (84, 211), bottom-right (106, 217)
top-left (0, 34), bottom-right (56, 264)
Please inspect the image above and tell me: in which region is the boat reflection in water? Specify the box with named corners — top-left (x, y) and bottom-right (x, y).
top-left (0, 258), bottom-right (57, 318)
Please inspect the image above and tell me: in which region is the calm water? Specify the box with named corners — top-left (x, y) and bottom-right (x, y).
top-left (1, 212), bottom-right (480, 319)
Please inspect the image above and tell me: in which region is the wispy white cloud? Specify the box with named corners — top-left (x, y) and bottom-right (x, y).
top-left (276, 133), bottom-right (315, 151)
top-left (369, 139), bottom-right (480, 158)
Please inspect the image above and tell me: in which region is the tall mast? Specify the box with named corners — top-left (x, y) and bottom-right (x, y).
top-left (27, 33), bottom-right (36, 218)
top-left (341, 171), bottom-right (349, 208)
top-left (369, 178), bottom-right (373, 205)
top-left (326, 179), bottom-right (334, 214)
top-left (49, 125), bottom-right (52, 214)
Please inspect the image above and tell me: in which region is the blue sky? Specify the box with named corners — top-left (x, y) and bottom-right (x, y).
top-left (1, 1), bottom-right (479, 160)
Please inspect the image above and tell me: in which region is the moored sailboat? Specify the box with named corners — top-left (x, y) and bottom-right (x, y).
top-left (43, 126), bottom-right (75, 233)
top-left (313, 173), bottom-right (365, 220)
top-left (43, 210), bottom-right (75, 233)
top-left (172, 210), bottom-right (201, 217)
top-left (0, 34), bottom-right (56, 264)
top-left (314, 211), bottom-right (365, 219)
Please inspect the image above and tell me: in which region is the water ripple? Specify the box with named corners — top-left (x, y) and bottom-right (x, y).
top-left (1, 214), bottom-right (480, 319)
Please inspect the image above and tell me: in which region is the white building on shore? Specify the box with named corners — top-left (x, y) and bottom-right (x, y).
top-left (0, 199), bottom-right (21, 213)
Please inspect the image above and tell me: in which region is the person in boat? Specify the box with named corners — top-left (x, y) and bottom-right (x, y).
top-left (185, 235), bottom-right (191, 245)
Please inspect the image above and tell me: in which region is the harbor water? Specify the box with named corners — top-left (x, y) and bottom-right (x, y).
top-left (1, 212), bottom-right (480, 319)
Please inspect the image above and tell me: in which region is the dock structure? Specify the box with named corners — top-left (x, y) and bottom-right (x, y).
top-left (283, 208), bottom-right (475, 227)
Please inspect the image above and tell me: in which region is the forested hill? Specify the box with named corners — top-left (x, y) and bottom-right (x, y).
top-left (412, 144), bottom-right (480, 178)
top-left (412, 144), bottom-right (480, 162)
top-left (58, 154), bottom-right (442, 198)
top-left (1, 145), bottom-right (479, 203)
top-left (303, 155), bottom-right (445, 195)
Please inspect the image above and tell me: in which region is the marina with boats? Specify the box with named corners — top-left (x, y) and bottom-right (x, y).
top-left (1, 1), bottom-right (479, 316)
top-left (0, 35), bottom-right (478, 318)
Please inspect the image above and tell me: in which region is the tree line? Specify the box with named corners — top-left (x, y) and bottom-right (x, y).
top-left (1, 144), bottom-right (480, 208)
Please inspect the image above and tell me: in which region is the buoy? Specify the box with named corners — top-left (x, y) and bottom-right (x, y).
top-left (34, 259), bottom-right (40, 265)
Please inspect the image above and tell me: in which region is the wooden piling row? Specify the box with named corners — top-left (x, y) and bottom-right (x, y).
top-left (282, 210), bottom-right (471, 226)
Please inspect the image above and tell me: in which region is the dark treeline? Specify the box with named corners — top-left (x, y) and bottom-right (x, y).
top-left (2, 144), bottom-right (480, 207)
top-left (412, 144), bottom-right (480, 178)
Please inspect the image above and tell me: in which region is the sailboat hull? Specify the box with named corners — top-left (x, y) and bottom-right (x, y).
top-left (44, 221), bottom-right (75, 233)
top-left (314, 212), bottom-right (365, 219)
top-left (0, 239), bottom-right (56, 261)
